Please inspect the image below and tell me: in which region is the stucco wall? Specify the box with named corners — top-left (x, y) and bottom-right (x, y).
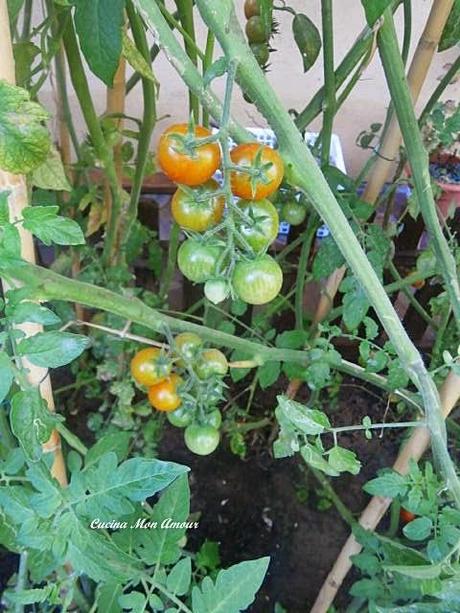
top-left (41, 1), bottom-right (459, 177)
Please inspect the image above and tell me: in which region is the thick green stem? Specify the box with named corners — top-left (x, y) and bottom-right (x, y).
top-left (419, 54), bottom-right (460, 126)
top-left (175, 0), bottom-right (200, 122)
top-left (401, 0), bottom-right (412, 66)
top-left (123, 1), bottom-right (157, 253)
top-left (202, 30), bottom-right (215, 127)
top-left (61, 16), bottom-right (124, 267)
top-left (320, 0), bottom-right (335, 167)
top-left (377, 9), bottom-right (460, 328)
top-left (159, 222), bottom-right (181, 301)
top-left (20, 0), bottom-right (32, 41)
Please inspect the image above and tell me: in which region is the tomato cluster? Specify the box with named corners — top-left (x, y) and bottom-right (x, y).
top-left (130, 333), bottom-right (229, 455)
top-left (157, 123), bottom-right (285, 306)
top-left (244, 0), bottom-right (272, 72)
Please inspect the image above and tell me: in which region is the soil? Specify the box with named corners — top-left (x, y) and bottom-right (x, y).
top-left (0, 378), bottom-right (401, 612)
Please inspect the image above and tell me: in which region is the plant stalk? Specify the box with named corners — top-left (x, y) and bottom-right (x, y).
top-left (320, 0), bottom-right (335, 167)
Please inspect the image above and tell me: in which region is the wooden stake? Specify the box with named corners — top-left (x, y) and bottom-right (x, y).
top-left (0, 0), bottom-right (67, 486)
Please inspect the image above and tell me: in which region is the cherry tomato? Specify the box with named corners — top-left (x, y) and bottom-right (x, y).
top-left (195, 349), bottom-right (228, 379)
top-left (167, 406), bottom-right (193, 428)
top-left (281, 201), bottom-right (307, 226)
top-left (171, 180), bottom-right (225, 232)
top-left (204, 278), bottom-right (230, 304)
top-left (400, 508), bottom-right (417, 524)
top-left (232, 255), bottom-right (283, 305)
top-left (184, 425), bottom-right (220, 456)
top-left (230, 143), bottom-right (284, 200)
top-left (203, 409), bottom-right (222, 429)
top-left (244, 0), bottom-right (260, 19)
top-left (174, 332), bottom-right (203, 364)
top-left (177, 239), bottom-right (223, 283)
top-left (245, 16), bottom-right (267, 43)
top-left (250, 43), bottom-right (270, 67)
top-left (130, 348), bottom-right (172, 387)
top-left (236, 198), bottom-right (279, 253)
top-left (148, 374), bottom-right (182, 412)
top-left (157, 124), bottom-right (221, 186)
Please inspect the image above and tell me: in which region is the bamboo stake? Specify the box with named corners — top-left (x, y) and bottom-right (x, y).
top-left (311, 371), bottom-right (460, 613)
top-left (0, 0), bottom-right (67, 486)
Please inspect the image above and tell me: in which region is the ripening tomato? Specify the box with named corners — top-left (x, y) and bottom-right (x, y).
top-left (236, 198), bottom-right (279, 253)
top-left (400, 508), bottom-right (417, 524)
top-left (184, 425), bottom-right (220, 455)
top-left (232, 255), bottom-right (283, 305)
top-left (167, 406), bottom-right (193, 428)
top-left (230, 143), bottom-right (284, 200)
top-left (157, 124), bottom-right (221, 186)
top-left (195, 349), bottom-right (229, 379)
top-left (281, 201), bottom-right (307, 226)
top-left (130, 348), bottom-right (172, 387)
top-left (148, 374), bottom-right (182, 412)
top-left (245, 16), bottom-right (267, 43)
top-left (174, 332), bottom-right (203, 364)
top-left (244, 0), bottom-right (260, 19)
top-left (171, 180), bottom-right (225, 232)
top-left (250, 42), bottom-right (270, 67)
top-left (177, 239), bottom-right (223, 283)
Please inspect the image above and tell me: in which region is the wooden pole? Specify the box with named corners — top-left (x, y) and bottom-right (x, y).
top-left (0, 0), bottom-right (67, 486)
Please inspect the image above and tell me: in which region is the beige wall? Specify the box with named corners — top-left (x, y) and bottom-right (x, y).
top-left (41, 0), bottom-right (459, 177)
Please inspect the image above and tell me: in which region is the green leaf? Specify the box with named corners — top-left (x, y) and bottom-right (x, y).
top-left (304, 361), bottom-right (330, 391)
top-left (8, 302), bottom-right (61, 326)
top-left (85, 431), bottom-right (131, 467)
top-left (22, 206), bottom-right (85, 246)
top-left (387, 360), bottom-right (409, 390)
top-left (0, 190), bottom-right (9, 226)
top-left (203, 57), bottom-right (228, 87)
top-left (13, 42), bottom-right (40, 88)
top-left (384, 561), bottom-right (442, 579)
top-left (31, 146), bottom-right (71, 192)
top-left (312, 236), bottom-right (345, 280)
top-left (74, 0), bottom-right (125, 86)
top-left (17, 331), bottom-right (90, 368)
top-left (118, 592), bottom-right (147, 611)
top-left (0, 80), bottom-right (50, 174)
top-left (343, 282), bottom-right (369, 330)
top-left (361, 0), bottom-right (393, 26)
top-left (0, 351), bottom-right (14, 404)
top-left (122, 32), bottom-right (158, 85)
top-left (349, 577), bottom-right (385, 599)
top-left (439, 0), bottom-right (460, 51)
top-left (1, 223), bottom-right (21, 257)
top-left (191, 557), bottom-right (269, 613)
top-left (403, 516), bottom-right (433, 541)
top-left (258, 361), bottom-right (280, 389)
top-left (292, 13), bottom-right (321, 73)
top-left (3, 587), bottom-right (53, 605)
top-left (275, 329), bottom-right (308, 349)
top-left (363, 471), bottom-right (408, 498)
top-left (7, 0), bottom-right (25, 23)
top-left (301, 443), bottom-right (339, 476)
top-left (95, 582), bottom-right (123, 613)
top-left (328, 446), bottom-right (361, 475)
top-left (277, 395), bottom-right (330, 435)
top-left (10, 390), bottom-right (56, 462)
top-left (196, 540), bottom-right (221, 571)
top-left (167, 557), bottom-right (192, 596)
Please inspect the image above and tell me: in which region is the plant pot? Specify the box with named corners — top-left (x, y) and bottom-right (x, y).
top-left (429, 152), bottom-right (460, 219)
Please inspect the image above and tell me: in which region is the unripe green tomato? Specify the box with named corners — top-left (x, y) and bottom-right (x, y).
top-left (245, 16), bottom-right (268, 43)
top-left (167, 406), bottom-right (194, 428)
top-left (195, 349), bottom-right (229, 379)
top-left (177, 239), bottom-right (222, 283)
top-left (204, 278), bottom-right (230, 305)
top-left (281, 201), bottom-right (307, 226)
top-left (184, 425), bottom-right (220, 456)
top-left (174, 332), bottom-right (203, 364)
top-left (250, 43), bottom-right (270, 67)
top-left (203, 409), bottom-right (222, 429)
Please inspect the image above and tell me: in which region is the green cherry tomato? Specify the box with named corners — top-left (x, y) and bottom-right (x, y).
top-left (232, 255), bottom-right (283, 305)
top-left (204, 278), bottom-right (230, 304)
top-left (167, 406), bottom-right (194, 428)
top-left (281, 201), bottom-right (307, 226)
top-left (184, 425), bottom-right (220, 456)
top-left (177, 239), bottom-right (222, 283)
top-left (195, 349), bottom-right (229, 379)
top-left (250, 43), bottom-right (270, 67)
top-left (236, 199), bottom-right (279, 253)
top-left (245, 16), bottom-right (268, 43)
top-left (174, 332), bottom-right (204, 364)
top-left (203, 409), bottom-right (222, 429)
top-left (171, 180), bottom-right (225, 232)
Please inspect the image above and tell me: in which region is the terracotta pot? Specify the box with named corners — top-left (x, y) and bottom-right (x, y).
top-left (430, 153), bottom-right (460, 219)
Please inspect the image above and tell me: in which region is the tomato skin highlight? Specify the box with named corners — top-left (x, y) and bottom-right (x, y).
top-left (171, 180), bottom-right (225, 232)
top-left (130, 348), bottom-right (172, 387)
top-left (195, 349), bottom-right (228, 379)
top-left (148, 374), bottom-right (182, 412)
top-left (400, 508), bottom-right (417, 524)
top-left (177, 239), bottom-right (222, 283)
top-left (157, 124), bottom-right (221, 186)
top-left (244, 0), bottom-right (260, 19)
top-left (236, 198), bottom-right (279, 253)
top-left (184, 425), bottom-right (220, 455)
top-left (230, 143), bottom-right (284, 200)
top-left (232, 255), bottom-right (283, 305)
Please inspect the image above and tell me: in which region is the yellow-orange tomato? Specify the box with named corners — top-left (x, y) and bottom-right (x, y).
top-left (230, 143), bottom-right (284, 200)
top-left (130, 348), bottom-right (171, 387)
top-left (171, 180), bottom-right (225, 232)
top-left (148, 374), bottom-right (182, 412)
top-left (157, 124), bottom-right (221, 186)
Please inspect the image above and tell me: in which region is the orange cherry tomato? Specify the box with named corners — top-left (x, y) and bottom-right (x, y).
top-left (157, 124), bottom-right (221, 186)
top-left (230, 143), bottom-right (284, 200)
top-left (148, 374), bottom-right (182, 412)
top-left (400, 508), bottom-right (416, 524)
top-left (130, 348), bottom-right (172, 387)
top-left (171, 180), bottom-right (225, 232)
